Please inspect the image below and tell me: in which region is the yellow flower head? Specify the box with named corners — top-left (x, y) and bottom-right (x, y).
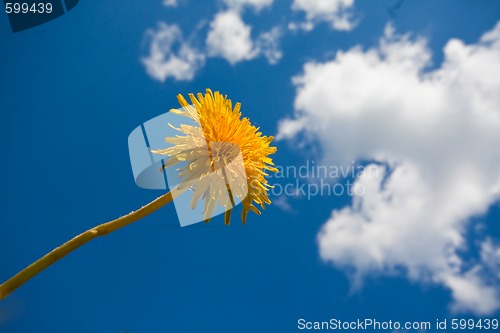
top-left (152, 89), bottom-right (278, 225)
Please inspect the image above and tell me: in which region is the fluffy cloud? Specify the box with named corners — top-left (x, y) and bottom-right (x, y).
top-left (278, 22), bottom-right (500, 314)
top-left (142, 23), bottom-right (205, 81)
top-left (223, 0), bottom-right (273, 12)
top-left (206, 10), bottom-right (258, 64)
top-left (206, 10), bottom-right (281, 65)
top-left (290, 0), bottom-right (356, 31)
top-left (142, 0), bottom-right (282, 81)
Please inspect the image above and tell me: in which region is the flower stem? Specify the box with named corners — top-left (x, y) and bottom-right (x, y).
top-left (0, 191), bottom-right (173, 301)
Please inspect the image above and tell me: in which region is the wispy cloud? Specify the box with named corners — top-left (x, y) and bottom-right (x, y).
top-left (273, 195), bottom-right (297, 214)
top-left (162, 0), bottom-right (178, 7)
top-left (257, 26), bottom-right (283, 64)
top-left (141, 23), bottom-right (205, 82)
top-left (290, 0), bottom-right (357, 31)
top-left (223, 0), bottom-right (274, 12)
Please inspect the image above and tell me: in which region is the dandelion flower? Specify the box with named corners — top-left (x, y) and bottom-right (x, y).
top-left (152, 89), bottom-right (278, 224)
top-left (0, 89), bottom-right (277, 299)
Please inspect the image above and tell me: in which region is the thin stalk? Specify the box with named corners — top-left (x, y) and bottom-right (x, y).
top-left (0, 191), bottom-right (173, 301)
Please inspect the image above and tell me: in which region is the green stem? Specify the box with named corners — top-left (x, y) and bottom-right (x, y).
top-left (0, 191), bottom-right (173, 301)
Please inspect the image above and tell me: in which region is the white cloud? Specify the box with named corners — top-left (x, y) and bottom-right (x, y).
top-left (223, 0), bottom-right (273, 12)
top-left (444, 269), bottom-right (499, 315)
top-left (142, 23), bottom-right (205, 82)
top-left (142, 9), bottom-right (282, 82)
top-left (142, 0), bottom-right (281, 81)
top-left (291, 0), bottom-right (356, 31)
top-left (206, 10), bottom-right (258, 64)
top-left (273, 195), bottom-right (297, 214)
top-left (163, 0), bottom-right (178, 7)
top-left (205, 10), bottom-right (283, 65)
top-left (481, 238), bottom-right (500, 280)
top-left (256, 26), bottom-right (283, 64)
top-left (278, 22), bottom-right (500, 314)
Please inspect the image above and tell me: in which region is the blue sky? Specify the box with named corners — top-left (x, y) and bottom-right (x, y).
top-left (1, 1), bottom-right (500, 332)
